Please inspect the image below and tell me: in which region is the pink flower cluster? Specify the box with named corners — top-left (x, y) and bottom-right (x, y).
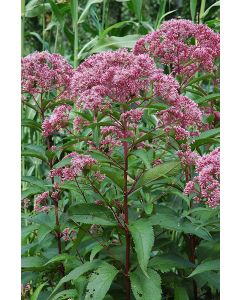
top-left (21, 51), bottom-right (73, 95)
top-left (73, 116), bottom-right (90, 132)
top-left (70, 49), bottom-right (180, 110)
top-left (134, 19), bottom-right (220, 80)
top-left (158, 95), bottom-right (203, 139)
top-left (34, 191), bottom-right (49, 213)
top-left (177, 145), bottom-right (200, 166)
top-left (184, 147), bottom-right (220, 208)
top-left (50, 152), bottom-right (97, 182)
top-left (61, 227), bottom-right (76, 241)
top-left (42, 104), bottom-right (72, 137)
top-left (120, 109), bottom-right (144, 126)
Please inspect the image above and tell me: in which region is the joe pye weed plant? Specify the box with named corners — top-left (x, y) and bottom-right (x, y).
top-left (21, 19), bottom-right (220, 300)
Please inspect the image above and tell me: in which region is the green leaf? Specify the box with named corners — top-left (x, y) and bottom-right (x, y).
top-left (21, 186), bottom-right (43, 200)
top-left (188, 259), bottom-right (220, 277)
top-left (129, 219), bottom-right (154, 275)
top-left (149, 206), bottom-right (212, 240)
top-left (191, 128), bottom-right (220, 148)
top-left (22, 119), bottom-right (41, 131)
top-left (21, 176), bottom-right (46, 190)
top-left (202, 1), bottom-right (220, 18)
top-left (30, 283), bottom-right (46, 300)
top-left (22, 145), bottom-right (48, 162)
top-left (25, 0), bottom-right (51, 18)
top-left (174, 284), bottom-right (189, 300)
top-left (100, 166), bottom-right (124, 189)
top-left (90, 244), bottom-right (105, 261)
top-left (130, 268), bottom-right (162, 300)
top-left (85, 262), bottom-right (118, 300)
top-left (131, 0), bottom-right (143, 21)
top-left (190, 0), bottom-right (198, 21)
top-left (44, 254), bottom-right (74, 267)
top-left (149, 254), bottom-right (194, 272)
top-left (195, 93), bottom-right (220, 105)
top-left (134, 160), bottom-right (181, 191)
top-left (50, 260), bottom-right (102, 297)
top-left (132, 149), bottom-right (152, 169)
top-left (52, 289), bottom-right (77, 300)
top-left (22, 256), bottom-right (47, 270)
top-left (69, 203), bottom-right (117, 226)
top-left (78, 0), bottom-right (103, 24)
top-left (101, 21), bottom-right (135, 37)
top-left (90, 35), bottom-right (141, 53)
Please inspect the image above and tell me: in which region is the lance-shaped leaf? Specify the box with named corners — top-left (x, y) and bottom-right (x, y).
top-left (188, 259), bottom-right (220, 277)
top-left (50, 260), bottom-right (102, 297)
top-left (130, 268), bottom-right (162, 300)
top-left (134, 160), bottom-right (181, 191)
top-left (85, 262), bottom-right (119, 300)
top-left (129, 219), bottom-right (154, 275)
top-left (68, 203), bottom-right (117, 226)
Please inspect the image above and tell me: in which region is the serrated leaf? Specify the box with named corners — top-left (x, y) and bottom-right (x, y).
top-left (22, 176), bottom-right (46, 190)
top-left (22, 145), bottom-right (48, 162)
top-left (195, 93), bottom-right (220, 105)
top-left (69, 203), bottom-right (116, 226)
top-left (22, 119), bottom-right (42, 131)
top-left (188, 259), bottom-right (220, 277)
top-left (50, 260), bottom-right (102, 297)
top-left (52, 289), bottom-right (77, 300)
top-left (85, 262), bottom-right (118, 300)
top-left (99, 166), bottom-right (124, 189)
top-left (129, 219), bottom-right (154, 274)
top-left (132, 149), bottom-right (152, 169)
top-left (134, 160), bottom-right (181, 190)
top-left (149, 206), bottom-right (212, 240)
top-left (130, 268), bottom-right (162, 300)
top-left (149, 254), bottom-right (194, 272)
top-left (21, 186), bottom-right (44, 200)
top-left (22, 256), bottom-right (47, 270)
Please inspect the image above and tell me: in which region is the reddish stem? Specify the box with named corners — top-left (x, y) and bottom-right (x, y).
top-left (185, 168), bottom-right (197, 300)
top-left (123, 120), bottom-right (131, 300)
top-left (39, 94), bottom-right (65, 279)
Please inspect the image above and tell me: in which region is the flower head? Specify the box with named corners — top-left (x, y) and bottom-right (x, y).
top-left (184, 147), bottom-right (220, 208)
top-left (21, 51), bottom-right (73, 96)
top-left (134, 19), bottom-right (220, 80)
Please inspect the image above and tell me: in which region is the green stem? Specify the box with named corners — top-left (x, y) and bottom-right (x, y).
top-left (42, 0), bottom-right (46, 50)
top-left (54, 25), bottom-right (59, 53)
top-left (102, 0), bottom-right (109, 32)
top-left (72, 0), bottom-right (79, 68)
top-left (200, 0), bottom-right (206, 23)
top-left (123, 119), bottom-right (131, 300)
top-left (21, 0), bottom-right (25, 56)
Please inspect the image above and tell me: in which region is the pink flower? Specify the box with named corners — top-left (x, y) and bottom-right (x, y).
top-left (134, 19), bottom-right (220, 81)
top-left (120, 109), bottom-right (144, 125)
top-left (34, 191), bottom-right (50, 213)
top-left (50, 153), bottom-right (97, 182)
top-left (42, 104), bottom-right (72, 137)
top-left (177, 147), bottom-right (199, 167)
top-left (70, 49), bottom-right (180, 109)
top-left (184, 147), bottom-right (220, 208)
top-left (94, 171), bottom-right (106, 181)
top-left (21, 51), bottom-right (73, 96)
top-left (158, 95), bottom-right (203, 138)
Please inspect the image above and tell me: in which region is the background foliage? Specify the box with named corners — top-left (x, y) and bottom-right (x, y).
top-left (21, 1), bottom-right (220, 299)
